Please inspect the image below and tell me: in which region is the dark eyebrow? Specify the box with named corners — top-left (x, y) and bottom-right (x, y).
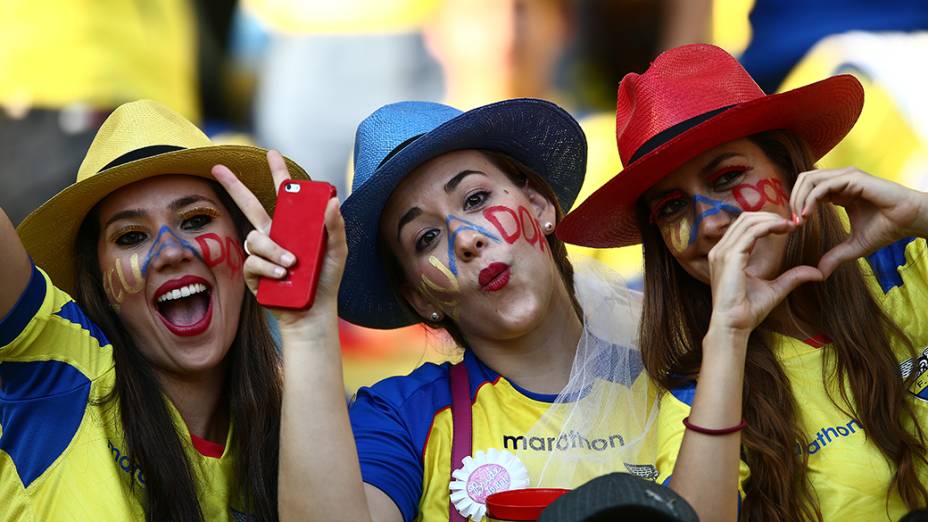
top-left (644, 152), bottom-right (744, 204)
top-left (104, 209), bottom-right (145, 228)
top-left (396, 207), bottom-right (423, 242)
top-left (701, 152), bottom-right (743, 175)
top-left (104, 195), bottom-right (218, 229)
top-left (444, 170), bottom-right (487, 193)
top-left (169, 194), bottom-right (217, 212)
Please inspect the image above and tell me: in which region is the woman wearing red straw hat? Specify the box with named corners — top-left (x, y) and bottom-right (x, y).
top-left (0, 99), bottom-right (315, 520)
top-left (558, 44), bottom-right (928, 521)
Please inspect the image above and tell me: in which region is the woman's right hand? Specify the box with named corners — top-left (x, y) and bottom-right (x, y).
top-left (706, 211), bottom-right (823, 336)
top-left (211, 150), bottom-right (348, 329)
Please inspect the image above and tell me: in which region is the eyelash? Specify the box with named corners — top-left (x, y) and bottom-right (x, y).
top-left (463, 190), bottom-right (490, 211)
top-left (179, 207), bottom-right (220, 230)
top-left (415, 229), bottom-right (440, 253)
top-left (112, 226), bottom-right (147, 247)
top-left (110, 207), bottom-right (220, 246)
top-left (706, 165), bottom-right (749, 188)
top-left (649, 166), bottom-right (751, 222)
top-left (649, 192), bottom-right (688, 223)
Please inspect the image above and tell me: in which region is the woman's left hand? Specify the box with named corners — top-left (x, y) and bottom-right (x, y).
top-left (791, 167), bottom-right (928, 277)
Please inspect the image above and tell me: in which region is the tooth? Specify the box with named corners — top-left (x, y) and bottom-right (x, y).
top-left (171, 289), bottom-right (181, 299)
top-left (181, 286), bottom-right (191, 297)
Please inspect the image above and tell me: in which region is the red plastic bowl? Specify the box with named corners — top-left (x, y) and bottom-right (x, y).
top-left (486, 488), bottom-right (571, 521)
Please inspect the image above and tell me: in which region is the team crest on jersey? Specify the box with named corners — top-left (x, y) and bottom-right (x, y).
top-left (449, 448), bottom-right (530, 521)
top-left (899, 346), bottom-right (928, 402)
top-left (624, 462), bottom-right (659, 481)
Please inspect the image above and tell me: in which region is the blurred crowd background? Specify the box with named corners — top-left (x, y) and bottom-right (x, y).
top-left (3, 0), bottom-right (927, 393)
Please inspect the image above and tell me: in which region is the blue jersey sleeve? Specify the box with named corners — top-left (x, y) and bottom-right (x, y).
top-left (0, 264), bottom-right (113, 383)
top-left (349, 388), bottom-right (424, 522)
top-left (0, 264), bottom-right (112, 488)
top-left (348, 362), bottom-right (454, 522)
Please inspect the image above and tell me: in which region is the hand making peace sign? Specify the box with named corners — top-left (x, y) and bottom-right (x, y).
top-left (211, 150), bottom-right (347, 326)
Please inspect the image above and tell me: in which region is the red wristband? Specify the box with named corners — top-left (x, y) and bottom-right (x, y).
top-left (682, 416), bottom-right (747, 435)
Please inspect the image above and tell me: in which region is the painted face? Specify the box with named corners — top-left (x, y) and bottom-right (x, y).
top-left (96, 175), bottom-right (245, 377)
top-left (642, 139), bottom-right (793, 282)
top-left (381, 150), bottom-right (560, 343)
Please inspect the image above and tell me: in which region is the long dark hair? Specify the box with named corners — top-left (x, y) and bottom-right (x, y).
top-left (637, 130), bottom-right (928, 521)
top-left (383, 150), bottom-right (582, 349)
top-left (74, 180), bottom-right (281, 521)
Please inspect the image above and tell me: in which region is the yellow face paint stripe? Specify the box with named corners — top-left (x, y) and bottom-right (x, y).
top-left (665, 216), bottom-right (690, 254)
top-left (115, 254), bottom-right (145, 294)
top-left (424, 255), bottom-right (459, 292)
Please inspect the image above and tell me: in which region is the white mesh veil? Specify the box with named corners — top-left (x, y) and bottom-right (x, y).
top-left (515, 257), bottom-right (660, 487)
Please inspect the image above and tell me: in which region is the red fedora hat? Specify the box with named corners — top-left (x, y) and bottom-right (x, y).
top-left (557, 43), bottom-right (864, 248)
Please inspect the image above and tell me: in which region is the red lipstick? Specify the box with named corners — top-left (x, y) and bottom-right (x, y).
top-left (154, 275), bottom-right (209, 301)
top-left (479, 262), bottom-right (511, 291)
top-left (153, 275), bottom-right (213, 337)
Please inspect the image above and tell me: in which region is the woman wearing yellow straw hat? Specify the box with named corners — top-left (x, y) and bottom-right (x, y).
top-left (0, 99), bottom-right (316, 520)
top-left (559, 44), bottom-right (928, 521)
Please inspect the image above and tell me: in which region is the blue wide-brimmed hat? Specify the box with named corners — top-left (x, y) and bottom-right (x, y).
top-left (339, 99), bottom-right (586, 329)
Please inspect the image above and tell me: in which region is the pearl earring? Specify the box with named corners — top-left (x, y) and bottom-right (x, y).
top-left (429, 311), bottom-right (441, 322)
top-left (543, 221), bottom-right (555, 233)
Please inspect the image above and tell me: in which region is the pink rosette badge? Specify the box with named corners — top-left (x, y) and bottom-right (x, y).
top-left (449, 448), bottom-right (530, 521)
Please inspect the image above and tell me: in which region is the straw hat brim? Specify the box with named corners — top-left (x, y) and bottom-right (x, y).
top-left (339, 98), bottom-right (587, 329)
top-left (557, 74), bottom-right (864, 248)
top-left (17, 144), bottom-right (309, 296)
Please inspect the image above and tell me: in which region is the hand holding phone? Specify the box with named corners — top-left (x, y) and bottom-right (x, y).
top-left (257, 180), bottom-right (336, 309)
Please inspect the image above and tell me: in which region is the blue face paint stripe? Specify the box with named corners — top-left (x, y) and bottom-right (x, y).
top-left (688, 195), bottom-right (742, 246)
top-left (141, 226), bottom-right (203, 275)
top-left (444, 215), bottom-right (502, 275)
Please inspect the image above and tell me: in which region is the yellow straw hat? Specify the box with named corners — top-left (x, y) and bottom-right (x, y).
top-left (16, 99), bottom-right (309, 296)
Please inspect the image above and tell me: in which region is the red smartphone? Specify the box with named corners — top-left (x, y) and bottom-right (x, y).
top-left (257, 180), bottom-right (336, 309)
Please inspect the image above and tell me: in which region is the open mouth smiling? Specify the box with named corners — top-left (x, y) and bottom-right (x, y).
top-left (153, 275), bottom-right (213, 337)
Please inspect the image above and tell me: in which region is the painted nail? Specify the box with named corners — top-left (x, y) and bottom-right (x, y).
top-left (281, 253), bottom-right (295, 266)
top-left (275, 267), bottom-right (286, 277)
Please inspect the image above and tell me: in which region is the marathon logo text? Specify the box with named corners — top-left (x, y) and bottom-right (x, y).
top-left (503, 430), bottom-right (625, 452)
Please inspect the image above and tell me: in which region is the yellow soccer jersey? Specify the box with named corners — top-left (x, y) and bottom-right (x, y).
top-left (656, 236), bottom-right (928, 520)
top-left (0, 265), bottom-right (247, 521)
top-left (349, 347), bottom-right (657, 522)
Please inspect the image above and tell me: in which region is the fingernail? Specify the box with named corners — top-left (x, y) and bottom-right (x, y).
top-left (275, 267), bottom-right (286, 277)
top-left (791, 212), bottom-right (800, 224)
top-left (281, 253), bottom-right (295, 266)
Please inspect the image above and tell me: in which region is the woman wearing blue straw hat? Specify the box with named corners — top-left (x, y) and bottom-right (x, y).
top-left (0, 100), bottom-right (310, 520)
top-left (559, 44), bottom-right (928, 521)
top-left (257, 99), bottom-right (657, 522)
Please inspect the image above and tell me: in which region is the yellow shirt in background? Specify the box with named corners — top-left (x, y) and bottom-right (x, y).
top-left (780, 32), bottom-right (928, 191)
top-left (0, 0), bottom-right (199, 120)
top-left (569, 112), bottom-right (644, 284)
top-left (243, 0), bottom-right (439, 34)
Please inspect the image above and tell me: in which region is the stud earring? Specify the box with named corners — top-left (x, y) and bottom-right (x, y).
top-left (429, 311), bottom-right (442, 322)
top-left (542, 221), bottom-right (555, 234)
